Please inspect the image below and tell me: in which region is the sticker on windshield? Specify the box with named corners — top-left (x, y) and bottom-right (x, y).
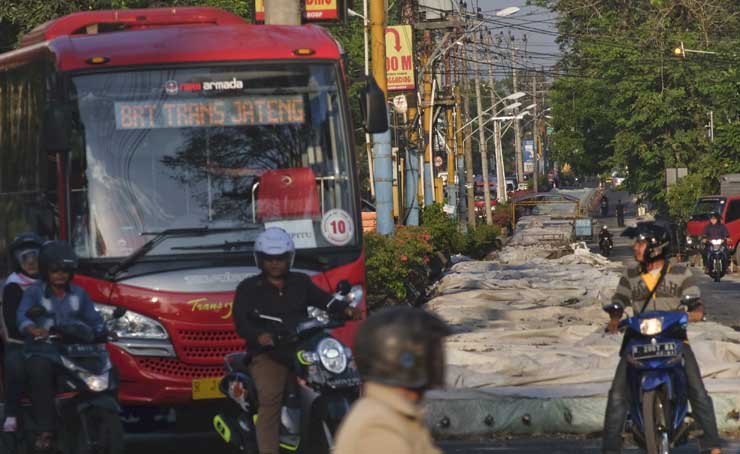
top-left (321, 209), bottom-right (354, 246)
top-left (265, 219), bottom-right (317, 249)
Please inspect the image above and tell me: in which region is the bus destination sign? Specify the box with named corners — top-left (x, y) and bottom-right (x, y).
top-left (114, 95), bottom-right (306, 130)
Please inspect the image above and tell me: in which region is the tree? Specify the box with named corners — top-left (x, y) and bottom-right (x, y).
top-left (533, 0), bottom-right (740, 217)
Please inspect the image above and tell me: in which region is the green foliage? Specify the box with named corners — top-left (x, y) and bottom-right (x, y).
top-left (420, 203), bottom-right (466, 254)
top-left (364, 227), bottom-right (433, 311)
top-left (464, 224), bottom-right (501, 260)
top-left (664, 172), bottom-right (709, 223)
top-left (532, 0), bottom-right (740, 216)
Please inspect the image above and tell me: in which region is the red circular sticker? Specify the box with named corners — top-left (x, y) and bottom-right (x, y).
top-left (321, 209), bottom-right (355, 246)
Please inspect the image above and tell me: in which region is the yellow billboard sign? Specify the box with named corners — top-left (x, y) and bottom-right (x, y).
top-left (255, 0), bottom-right (340, 22)
top-left (385, 25), bottom-right (415, 91)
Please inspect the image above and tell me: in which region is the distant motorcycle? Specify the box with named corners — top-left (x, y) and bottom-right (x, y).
top-left (705, 238), bottom-right (728, 282)
top-left (599, 236), bottom-right (614, 258)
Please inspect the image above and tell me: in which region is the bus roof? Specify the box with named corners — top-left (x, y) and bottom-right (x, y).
top-left (2, 8), bottom-right (341, 71)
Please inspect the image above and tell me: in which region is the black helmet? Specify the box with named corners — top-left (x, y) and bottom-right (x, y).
top-left (622, 221), bottom-right (671, 263)
top-left (39, 240), bottom-right (78, 281)
top-left (709, 211), bottom-right (720, 220)
top-left (354, 306), bottom-right (450, 390)
top-left (9, 232), bottom-right (43, 273)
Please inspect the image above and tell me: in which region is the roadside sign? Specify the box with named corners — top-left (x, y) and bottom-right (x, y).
top-left (385, 25), bottom-right (415, 91)
top-left (255, 0), bottom-right (344, 23)
top-left (392, 95), bottom-right (408, 114)
top-left (434, 156), bottom-right (443, 168)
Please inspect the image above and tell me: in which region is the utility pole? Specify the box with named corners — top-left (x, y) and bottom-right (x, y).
top-left (402, 0), bottom-right (419, 226)
top-left (532, 70), bottom-right (538, 193)
top-left (421, 30), bottom-right (434, 207)
top-left (461, 38), bottom-right (476, 228)
top-left (370, 0), bottom-right (393, 234)
top-left (472, 31), bottom-right (492, 225)
top-left (264, 0), bottom-right (301, 25)
top-left (512, 45), bottom-right (524, 186)
top-left (445, 47), bottom-right (457, 213)
top-left (454, 55), bottom-right (466, 227)
top-left (486, 31), bottom-right (507, 203)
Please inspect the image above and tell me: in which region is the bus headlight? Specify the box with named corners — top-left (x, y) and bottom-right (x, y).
top-left (317, 338), bottom-right (347, 374)
top-left (639, 318), bottom-right (663, 336)
top-left (95, 303), bottom-right (169, 340)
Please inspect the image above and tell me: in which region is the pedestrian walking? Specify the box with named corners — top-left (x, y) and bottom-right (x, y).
top-left (616, 200), bottom-right (624, 227)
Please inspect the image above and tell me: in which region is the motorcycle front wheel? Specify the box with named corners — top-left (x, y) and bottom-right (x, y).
top-left (642, 388), bottom-right (672, 454)
top-left (76, 407), bottom-right (124, 454)
top-left (714, 258), bottom-right (722, 282)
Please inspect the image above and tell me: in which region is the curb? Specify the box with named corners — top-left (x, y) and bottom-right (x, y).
top-left (424, 389), bottom-right (740, 439)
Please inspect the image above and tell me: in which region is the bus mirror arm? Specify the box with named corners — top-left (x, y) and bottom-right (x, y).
top-left (361, 76), bottom-right (389, 135)
top-left (43, 105), bottom-right (73, 153)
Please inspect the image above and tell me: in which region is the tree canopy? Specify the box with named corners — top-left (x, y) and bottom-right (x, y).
top-left (533, 0), bottom-right (740, 219)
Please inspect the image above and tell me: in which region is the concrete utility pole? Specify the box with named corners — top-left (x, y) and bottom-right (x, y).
top-left (402, 0), bottom-right (419, 226)
top-left (486, 31), bottom-right (507, 203)
top-left (264, 0), bottom-right (301, 25)
top-left (532, 70), bottom-right (538, 193)
top-left (461, 39), bottom-right (476, 228)
top-left (454, 65), bottom-right (466, 227)
top-left (512, 45), bottom-right (524, 185)
top-left (472, 32), bottom-right (493, 225)
top-left (370, 0), bottom-right (393, 234)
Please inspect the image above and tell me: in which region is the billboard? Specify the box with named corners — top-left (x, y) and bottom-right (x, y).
top-left (385, 25), bottom-right (415, 91)
top-left (523, 139), bottom-right (534, 173)
top-left (255, 0), bottom-right (344, 23)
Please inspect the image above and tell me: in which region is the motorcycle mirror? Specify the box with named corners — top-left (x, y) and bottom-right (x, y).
top-left (602, 303), bottom-right (622, 314)
top-left (26, 305), bottom-right (48, 319)
top-left (112, 307), bottom-right (127, 319)
top-left (336, 280), bottom-right (351, 296)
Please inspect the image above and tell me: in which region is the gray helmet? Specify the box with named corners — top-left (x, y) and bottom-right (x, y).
top-left (254, 227), bottom-right (295, 269)
top-left (354, 306), bottom-right (450, 390)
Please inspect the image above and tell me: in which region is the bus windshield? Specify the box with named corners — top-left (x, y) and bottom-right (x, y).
top-left (69, 63), bottom-right (357, 258)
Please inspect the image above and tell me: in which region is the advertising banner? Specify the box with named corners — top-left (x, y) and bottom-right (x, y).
top-left (255, 0), bottom-right (342, 23)
top-left (385, 25), bottom-right (415, 91)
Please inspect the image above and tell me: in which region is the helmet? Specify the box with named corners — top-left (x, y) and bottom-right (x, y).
top-left (601, 225), bottom-right (609, 231)
top-left (39, 240), bottom-right (78, 281)
top-left (9, 232), bottom-right (43, 273)
top-left (710, 211), bottom-right (720, 220)
top-left (621, 221), bottom-right (671, 263)
top-left (253, 227), bottom-right (295, 269)
top-left (354, 306), bottom-right (450, 390)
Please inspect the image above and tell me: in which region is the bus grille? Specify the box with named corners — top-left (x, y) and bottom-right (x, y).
top-left (137, 358), bottom-right (225, 379)
top-left (175, 329), bottom-right (244, 363)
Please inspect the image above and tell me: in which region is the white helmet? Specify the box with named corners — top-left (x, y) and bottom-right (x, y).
top-left (254, 227), bottom-right (295, 268)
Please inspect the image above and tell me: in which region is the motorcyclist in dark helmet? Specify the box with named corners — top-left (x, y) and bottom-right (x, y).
top-left (335, 306), bottom-right (450, 454)
top-left (1, 233), bottom-right (43, 432)
top-left (602, 222), bottom-right (721, 454)
top-left (16, 240), bottom-right (105, 451)
top-left (702, 211), bottom-right (730, 269)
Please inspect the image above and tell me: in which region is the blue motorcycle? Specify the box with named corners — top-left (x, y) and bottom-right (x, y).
top-left (608, 298), bottom-right (699, 454)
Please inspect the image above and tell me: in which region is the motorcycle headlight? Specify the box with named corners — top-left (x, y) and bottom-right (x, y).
top-left (711, 239), bottom-right (723, 246)
top-left (95, 303), bottom-right (168, 340)
top-left (317, 338), bottom-right (347, 374)
top-left (639, 318), bottom-right (663, 336)
top-left (346, 285), bottom-right (364, 308)
top-left (82, 372), bottom-right (110, 392)
top-left (686, 236), bottom-right (693, 245)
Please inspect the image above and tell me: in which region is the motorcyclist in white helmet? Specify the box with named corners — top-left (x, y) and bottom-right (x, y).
top-left (232, 227), bottom-right (360, 454)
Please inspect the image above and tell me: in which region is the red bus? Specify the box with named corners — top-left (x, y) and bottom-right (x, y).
top-left (0, 7), bottom-right (382, 424)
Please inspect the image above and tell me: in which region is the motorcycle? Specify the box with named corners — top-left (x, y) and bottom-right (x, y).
top-left (604, 296), bottom-right (700, 454)
top-left (1, 305), bottom-right (126, 454)
top-left (213, 281), bottom-right (363, 454)
top-left (705, 238), bottom-right (728, 282)
top-left (599, 235), bottom-right (614, 258)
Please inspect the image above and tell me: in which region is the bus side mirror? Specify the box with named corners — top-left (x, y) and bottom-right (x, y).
top-left (43, 105), bottom-right (73, 153)
top-left (361, 76), bottom-right (388, 134)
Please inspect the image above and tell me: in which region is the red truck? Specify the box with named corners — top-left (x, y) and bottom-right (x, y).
top-left (0, 7), bottom-right (378, 427)
top-left (685, 175), bottom-right (740, 266)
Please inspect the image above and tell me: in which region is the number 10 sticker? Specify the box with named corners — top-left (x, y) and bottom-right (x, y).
top-left (321, 209), bottom-right (355, 246)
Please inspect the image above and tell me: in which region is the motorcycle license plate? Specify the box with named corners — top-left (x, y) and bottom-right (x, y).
top-left (192, 377), bottom-right (224, 400)
top-left (633, 342), bottom-right (676, 360)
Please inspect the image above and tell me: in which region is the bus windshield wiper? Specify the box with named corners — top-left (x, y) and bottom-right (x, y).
top-left (170, 240), bottom-right (255, 251)
top-left (106, 227), bottom-right (256, 279)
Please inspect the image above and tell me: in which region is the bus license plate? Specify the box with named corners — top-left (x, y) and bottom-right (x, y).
top-left (192, 377), bottom-right (224, 400)
top-left (633, 342), bottom-right (676, 360)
